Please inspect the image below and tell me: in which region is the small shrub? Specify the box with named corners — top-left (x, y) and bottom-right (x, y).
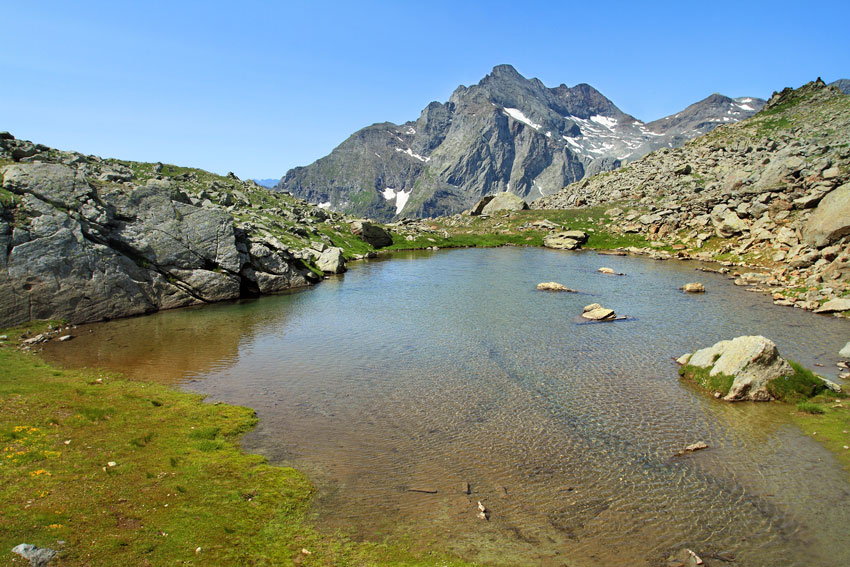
top-left (189, 426), bottom-right (220, 440)
top-left (796, 401), bottom-right (825, 414)
top-left (77, 406), bottom-right (112, 422)
top-left (129, 432), bottom-right (154, 448)
top-left (196, 439), bottom-right (224, 452)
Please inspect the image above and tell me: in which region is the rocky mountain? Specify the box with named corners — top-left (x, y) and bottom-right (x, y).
top-left (535, 79), bottom-right (850, 311)
top-left (278, 64), bottom-right (764, 221)
top-left (0, 134), bottom-right (393, 327)
top-left (831, 79), bottom-right (850, 94)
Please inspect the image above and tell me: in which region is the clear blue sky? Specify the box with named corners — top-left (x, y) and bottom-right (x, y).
top-left (2, 1), bottom-right (848, 179)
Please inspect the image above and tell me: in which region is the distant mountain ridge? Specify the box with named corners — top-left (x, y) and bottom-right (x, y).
top-left (252, 178), bottom-right (279, 188)
top-left (278, 65), bottom-right (765, 220)
top-left (830, 79), bottom-right (850, 94)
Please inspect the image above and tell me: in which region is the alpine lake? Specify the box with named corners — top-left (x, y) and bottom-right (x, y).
top-left (43, 247), bottom-right (850, 566)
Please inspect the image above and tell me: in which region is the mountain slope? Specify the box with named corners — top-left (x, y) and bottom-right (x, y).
top-left (534, 79), bottom-right (850, 310)
top-left (831, 78), bottom-right (850, 94)
top-left (278, 65), bottom-right (764, 220)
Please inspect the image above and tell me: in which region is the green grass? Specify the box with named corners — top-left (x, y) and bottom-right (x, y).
top-left (678, 364), bottom-right (735, 396)
top-left (385, 207), bottom-right (661, 253)
top-left (0, 322), bottom-right (474, 567)
top-left (796, 401), bottom-right (825, 414)
top-left (766, 360), bottom-right (827, 402)
top-left (793, 393), bottom-right (850, 475)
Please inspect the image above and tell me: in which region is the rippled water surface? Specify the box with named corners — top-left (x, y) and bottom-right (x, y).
top-left (45, 248), bottom-right (850, 566)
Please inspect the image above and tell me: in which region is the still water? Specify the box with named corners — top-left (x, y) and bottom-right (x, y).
top-left (45, 248), bottom-right (850, 566)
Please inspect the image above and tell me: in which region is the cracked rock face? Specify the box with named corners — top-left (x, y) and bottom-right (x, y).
top-left (0, 144), bottom-right (317, 326)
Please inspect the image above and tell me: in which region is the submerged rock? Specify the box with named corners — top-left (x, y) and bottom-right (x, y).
top-left (681, 282), bottom-right (706, 293)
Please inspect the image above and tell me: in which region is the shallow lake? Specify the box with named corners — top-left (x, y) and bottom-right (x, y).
top-left (45, 247), bottom-right (850, 566)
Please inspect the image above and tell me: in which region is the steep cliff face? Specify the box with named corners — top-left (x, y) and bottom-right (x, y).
top-left (279, 65), bottom-right (764, 220)
top-left (0, 134), bottom-right (377, 327)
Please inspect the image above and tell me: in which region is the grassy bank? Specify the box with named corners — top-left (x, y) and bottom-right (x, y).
top-left (792, 393), bottom-right (850, 473)
top-left (679, 361), bottom-right (850, 476)
top-left (385, 207), bottom-right (659, 252)
top-left (0, 323), bottom-right (472, 567)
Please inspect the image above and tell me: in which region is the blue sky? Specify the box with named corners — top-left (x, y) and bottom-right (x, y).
top-left (2, 1), bottom-right (848, 179)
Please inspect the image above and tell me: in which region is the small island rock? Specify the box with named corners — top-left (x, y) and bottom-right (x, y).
top-left (681, 282), bottom-right (706, 293)
top-left (581, 303), bottom-right (616, 321)
top-left (597, 267), bottom-right (624, 275)
top-left (536, 282), bottom-right (576, 292)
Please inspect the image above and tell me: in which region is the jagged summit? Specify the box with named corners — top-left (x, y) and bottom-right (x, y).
top-left (278, 66), bottom-right (764, 220)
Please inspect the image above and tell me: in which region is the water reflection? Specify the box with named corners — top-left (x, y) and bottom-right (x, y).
top-left (43, 289), bottom-right (308, 382)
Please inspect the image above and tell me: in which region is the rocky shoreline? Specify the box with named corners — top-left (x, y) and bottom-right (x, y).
top-left (531, 80), bottom-right (850, 316)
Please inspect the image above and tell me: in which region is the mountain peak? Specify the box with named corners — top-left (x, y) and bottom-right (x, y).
top-left (279, 69), bottom-right (766, 220)
top-left (489, 63), bottom-right (521, 78)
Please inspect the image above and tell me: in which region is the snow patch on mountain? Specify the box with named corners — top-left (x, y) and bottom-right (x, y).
top-left (503, 108), bottom-right (542, 130)
top-left (382, 187), bottom-right (411, 214)
top-left (395, 147), bottom-right (431, 162)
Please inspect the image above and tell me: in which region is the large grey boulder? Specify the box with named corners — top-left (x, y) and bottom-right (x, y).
top-left (680, 335), bottom-right (793, 401)
top-left (543, 230), bottom-right (588, 250)
top-left (350, 220), bottom-right (393, 248)
top-left (710, 204), bottom-right (747, 237)
top-left (840, 341), bottom-right (850, 358)
top-left (316, 247), bottom-right (346, 273)
top-left (803, 183), bottom-right (850, 247)
top-left (469, 195), bottom-right (495, 215)
top-left (480, 192), bottom-right (528, 214)
top-left (753, 155), bottom-right (805, 191)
